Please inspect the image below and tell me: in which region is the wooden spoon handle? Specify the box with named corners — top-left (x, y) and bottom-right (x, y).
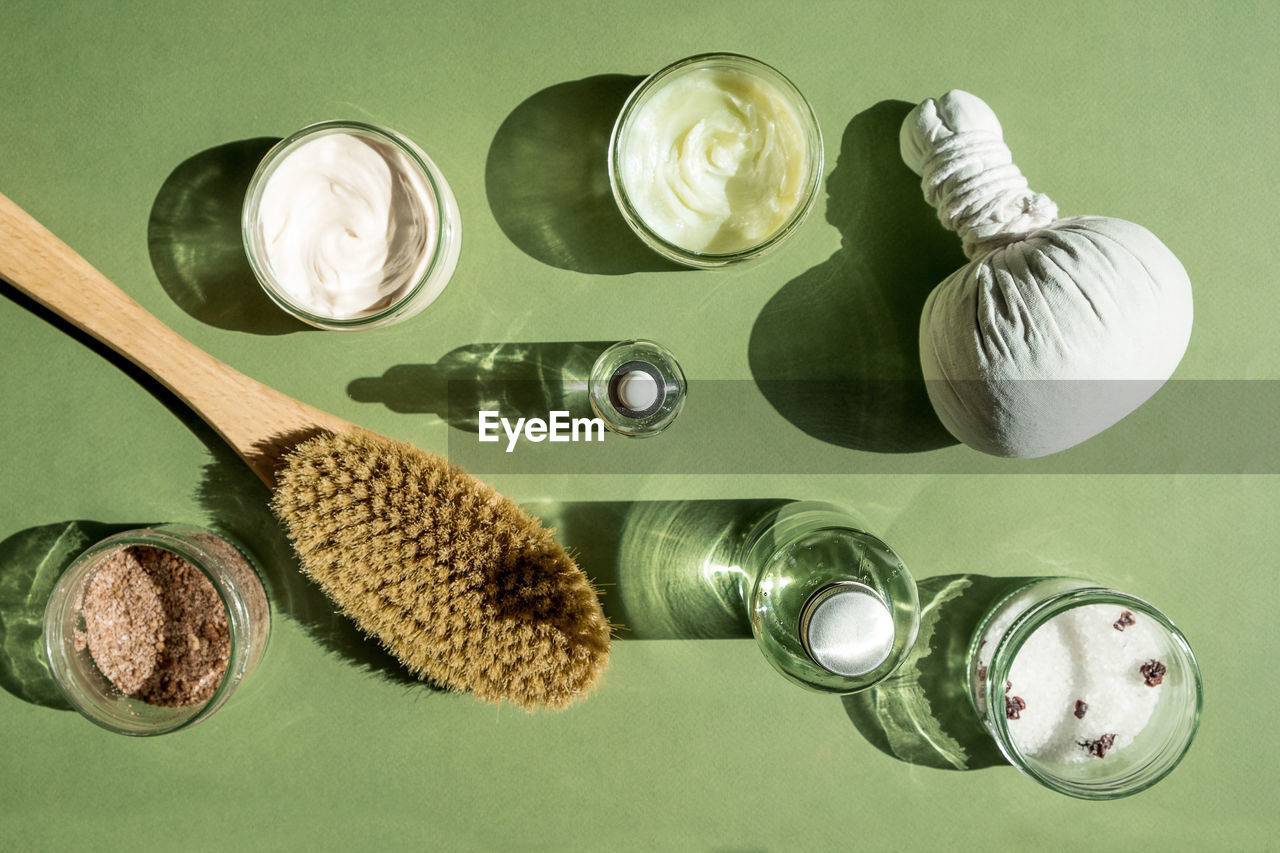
top-left (0, 191), bottom-right (353, 485)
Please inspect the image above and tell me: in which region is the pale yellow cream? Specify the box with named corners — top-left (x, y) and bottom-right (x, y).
top-left (618, 67), bottom-right (810, 255)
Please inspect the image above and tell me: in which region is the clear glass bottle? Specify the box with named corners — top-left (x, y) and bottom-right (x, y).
top-left (739, 502), bottom-right (918, 693)
top-left (348, 339), bottom-right (686, 438)
top-left (44, 524), bottom-right (270, 735)
top-left (608, 53), bottom-right (823, 268)
top-left (588, 339), bottom-right (686, 437)
top-left (242, 119), bottom-right (462, 330)
top-left (528, 499), bottom-right (916, 691)
top-left (968, 578), bottom-right (1202, 799)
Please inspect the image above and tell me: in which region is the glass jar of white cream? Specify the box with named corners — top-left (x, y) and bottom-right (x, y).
top-left (609, 53), bottom-right (823, 268)
top-left (242, 120), bottom-right (461, 330)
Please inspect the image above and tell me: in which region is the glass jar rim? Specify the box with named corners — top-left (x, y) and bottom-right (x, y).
top-left (985, 586), bottom-right (1203, 799)
top-left (607, 52), bottom-right (825, 268)
top-left (241, 119), bottom-right (452, 328)
top-left (43, 525), bottom-right (264, 736)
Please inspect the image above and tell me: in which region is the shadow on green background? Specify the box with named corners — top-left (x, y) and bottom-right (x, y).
top-left (486, 74), bottom-right (681, 275)
top-left (0, 520), bottom-right (138, 710)
top-left (148, 136), bottom-right (310, 335)
top-left (195, 440), bottom-right (427, 689)
top-left (0, 282), bottom-right (429, 693)
top-left (534, 499), bottom-right (1024, 772)
top-left (842, 574), bottom-right (1035, 771)
top-left (527, 499), bottom-right (791, 640)
top-left (348, 340), bottom-right (612, 430)
top-left (750, 100), bottom-right (965, 453)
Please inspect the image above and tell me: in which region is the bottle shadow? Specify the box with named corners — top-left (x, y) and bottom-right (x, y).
top-left (842, 573), bottom-right (1036, 771)
top-left (749, 100), bottom-right (966, 452)
top-left (347, 340), bottom-right (614, 431)
top-left (147, 137), bottom-right (311, 335)
top-left (525, 499), bottom-right (792, 639)
top-left (0, 281), bottom-right (425, 689)
top-left (485, 74), bottom-right (682, 275)
top-left (0, 520), bottom-right (140, 710)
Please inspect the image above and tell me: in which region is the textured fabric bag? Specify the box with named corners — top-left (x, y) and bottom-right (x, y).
top-left (900, 90), bottom-right (1192, 458)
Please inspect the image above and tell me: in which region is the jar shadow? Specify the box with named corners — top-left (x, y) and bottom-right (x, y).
top-left (749, 100), bottom-right (966, 452)
top-left (147, 137), bottom-right (311, 335)
top-left (485, 74), bottom-right (682, 275)
top-left (842, 573), bottom-right (1037, 771)
top-left (347, 340), bottom-right (614, 430)
top-left (0, 520), bottom-right (139, 710)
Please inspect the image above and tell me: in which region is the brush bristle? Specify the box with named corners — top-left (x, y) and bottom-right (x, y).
top-left (271, 429), bottom-right (610, 710)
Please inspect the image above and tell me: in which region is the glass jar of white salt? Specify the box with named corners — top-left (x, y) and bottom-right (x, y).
top-left (969, 578), bottom-right (1201, 799)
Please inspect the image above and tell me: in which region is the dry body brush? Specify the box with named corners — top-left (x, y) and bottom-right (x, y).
top-left (0, 190), bottom-right (611, 713)
top-left (274, 430), bottom-right (612, 709)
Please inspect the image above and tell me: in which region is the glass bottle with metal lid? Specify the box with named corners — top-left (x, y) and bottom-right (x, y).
top-left (738, 502), bottom-right (919, 693)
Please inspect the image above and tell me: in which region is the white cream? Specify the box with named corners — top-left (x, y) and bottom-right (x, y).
top-left (256, 132), bottom-right (438, 320)
top-left (618, 67), bottom-right (811, 255)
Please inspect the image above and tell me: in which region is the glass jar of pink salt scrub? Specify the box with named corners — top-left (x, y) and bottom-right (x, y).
top-left (243, 120), bottom-right (462, 330)
top-left (969, 578), bottom-right (1201, 799)
top-left (44, 524), bottom-right (270, 736)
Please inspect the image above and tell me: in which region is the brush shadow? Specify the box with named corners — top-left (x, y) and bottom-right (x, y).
top-left (0, 520), bottom-right (139, 710)
top-left (0, 282), bottom-right (427, 688)
top-left (347, 340), bottom-right (614, 431)
top-left (196, 442), bottom-right (426, 688)
top-left (486, 74), bottom-right (681, 275)
top-left (526, 499), bottom-right (792, 639)
top-left (842, 574), bottom-right (1037, 771)
top-left (749, 100), bottom-right (966, 452)
top-left (148, 137), bottom-right (310, 335)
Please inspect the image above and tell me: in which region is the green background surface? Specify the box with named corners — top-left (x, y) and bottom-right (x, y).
top-left (1, 1), bottom-right (1276, 849)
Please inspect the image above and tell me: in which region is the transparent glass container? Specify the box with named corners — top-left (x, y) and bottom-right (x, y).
top-left (738, 502), bottom-right (918, 693)
top-left (44, 524), bottom-right (270, 736)
top-left (968, 578), bottom-right (1202, 799)
top-left (242, 119), bottom-right (462, 330)
top-left (608, 53), bottom-right (823, 268)
top-left (588, 339), bottom-right (687, 437)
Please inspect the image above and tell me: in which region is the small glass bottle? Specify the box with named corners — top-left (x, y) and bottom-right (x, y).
top-left (44, 524), bottom-right (270, 735)
top-left (969, 578), bottom-right (1202, 799)
top-left (348, 339), bottom-right (686, 439)
top-left (737, 502), bottom-right (918, 693)
top-left (588, 339), bottom-right (686, 437)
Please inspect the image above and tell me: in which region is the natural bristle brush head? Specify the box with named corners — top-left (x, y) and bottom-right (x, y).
top-left (272, 429), bottom-right (611, 710)
top-left (0, 194), bottom-right (609, 709)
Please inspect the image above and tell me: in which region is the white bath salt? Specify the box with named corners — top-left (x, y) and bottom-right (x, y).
top-left (999, 604), bottom-right (1165, 763)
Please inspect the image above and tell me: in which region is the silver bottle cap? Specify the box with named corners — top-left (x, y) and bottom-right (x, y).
top-left (799, 581), bottom-right (895, 677)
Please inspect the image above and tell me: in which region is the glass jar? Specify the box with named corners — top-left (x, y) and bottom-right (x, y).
top-left (44, 524), bottom-right (270, 735)
top-left (969, 578), bottom-right (1202, 799)
top-left (588, 339), bottom-right (687, 437)
top-left (609, 53), bottom-right (823, 268)
top-left (242, 119), bottom-right (462, 330)
top-left (739, 502), bottom-right (918, 693)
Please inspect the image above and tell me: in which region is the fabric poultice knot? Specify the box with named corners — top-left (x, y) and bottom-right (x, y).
top-left (920, 131), bottom-right (1059, 259)
top-left (902, 90), bottom-right (1192, 458)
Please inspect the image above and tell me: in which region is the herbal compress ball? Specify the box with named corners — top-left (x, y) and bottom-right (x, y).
top-left (900, 90), bottom-right (1193, 458)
